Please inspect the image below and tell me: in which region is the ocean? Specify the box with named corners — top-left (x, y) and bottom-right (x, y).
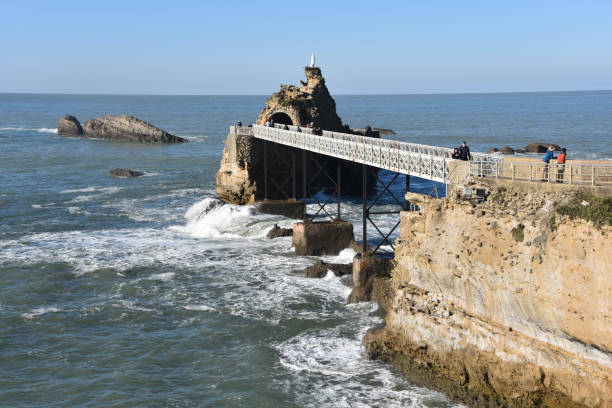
top-left (1, 91), bottom-right (611, 407)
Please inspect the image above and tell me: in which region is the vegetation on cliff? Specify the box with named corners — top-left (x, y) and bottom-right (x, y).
top-left (555, 192), bottom-right (612, 227)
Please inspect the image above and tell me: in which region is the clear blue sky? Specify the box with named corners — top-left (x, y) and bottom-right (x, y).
top-left (1, 0), bottom-right (611, 95)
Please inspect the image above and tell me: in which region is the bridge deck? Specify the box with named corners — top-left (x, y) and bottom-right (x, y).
top-left (252, 125), bottom-right (499, 184)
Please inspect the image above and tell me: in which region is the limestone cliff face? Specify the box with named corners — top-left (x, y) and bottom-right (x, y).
top-left (364, 180), bottom-right (611, 408)
top-left (215, 128), bottom-right (261, 204)
top-left (257, 67), bottom-right (344, 131)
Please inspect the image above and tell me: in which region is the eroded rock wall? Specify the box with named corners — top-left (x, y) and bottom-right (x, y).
top-left (365, 180), bottom-right (612, 407)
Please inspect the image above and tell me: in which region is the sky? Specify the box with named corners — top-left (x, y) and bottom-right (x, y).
top-left (1, 0), bottom-right (611, 95)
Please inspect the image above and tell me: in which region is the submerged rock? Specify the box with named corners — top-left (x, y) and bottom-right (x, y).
top-left (57, 114), bottom-right (186, 143)
top-left (303, 260), bottom-right (352, 278)
top-left (58, 114), bottom-right (83, 136)
top-left (109, 168), bottom-right (145, 178)
top-left (266, 224), bottom-right (293, 239)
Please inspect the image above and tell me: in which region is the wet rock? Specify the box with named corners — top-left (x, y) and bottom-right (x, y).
top-left (487, 147), bottom-right (500, 153)
top-left (58, 114), bottom-right (83, 136)
top-left (109, 168), bottom-right (145, 178)
top-left (266, 224), bottom-right (293, 239)
top-left (523, 142), bottom-right (561, 153)
top-left (500, 146), bottom-right (515, 155)
top-left (303, 260), bottom-right (352, 278)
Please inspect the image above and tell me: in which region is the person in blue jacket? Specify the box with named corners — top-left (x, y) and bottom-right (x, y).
top-left (541, 146), bottom-right (556, 181)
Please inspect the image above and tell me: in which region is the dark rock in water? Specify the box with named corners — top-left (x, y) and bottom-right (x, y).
top-left (523, 142), bottom-right (561, 153)
top-left (304, 260), bottom-right (352, 278)
top-left (373, 128), bottom-right (396, 135)
top-left (500, 146), bottom-right (515, 155)
top-left (266, 224), bottom-right (293, 239)
top-left (58, 114), bottom-right (83, 136)
top-left (58, 114), bottom-right (186, 143)
top-left (515, 148), bottom-right (527, 153)
top-left (487, 147), bottom-right (500, 153)
top-left (109, 168), bottom-right (145, 178)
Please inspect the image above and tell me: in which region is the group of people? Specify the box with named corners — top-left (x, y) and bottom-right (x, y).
top-left (451, 141), bottom-right (472, 161)
top-left (542, 145), bottom-right (567, 183)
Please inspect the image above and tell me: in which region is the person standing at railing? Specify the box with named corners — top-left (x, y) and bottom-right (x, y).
top-left (283, 124), bottom-right (289, 131)
top-left (265, 118), bottom-right (270, 127)
top-left (458, 141), bottom-right (471, 161)
top-left (541, 145), bottom-right (556, 181)
top-left (296, 126), bottom-right (302, 133)
top-left (556, 148), bottom-right (567, 183)
top-left (452, 148), bottom-right (461, 159)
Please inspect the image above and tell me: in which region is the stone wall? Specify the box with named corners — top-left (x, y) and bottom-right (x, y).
top-left (364, 179), bottom-right (612, 407)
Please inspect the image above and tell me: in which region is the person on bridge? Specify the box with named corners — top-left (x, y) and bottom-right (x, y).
top-left (265, 118), bottom-right (270, 127)
top-left (452, 148), bottom-right (461, 160)
top-left (283, 124), bottom-right (289, 130)
top-left (458, 141), bottom-right (472, 161)
top-left (296, 126), bottom-right (302, 133)
top-left (556, 147), bottom-right (567, 183)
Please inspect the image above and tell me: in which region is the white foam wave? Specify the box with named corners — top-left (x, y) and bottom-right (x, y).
top-left (183, 304), bottom-right (216, 312)
top-left (170, 197), bottom-right (276, 239)
top-left (0, 126), bottom-right (57, 133)
top-left (61, 186), bottom-right (122, 194)
top-left (22, 306), bottom-right (61, 319)
top-left (149, 272), bottom-right (175, 281)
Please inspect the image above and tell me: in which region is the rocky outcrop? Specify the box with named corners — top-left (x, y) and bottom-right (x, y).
top-left (524, 142), bottom-right (561, 153)
top-left (57, 114), bottom-right (186, 143)
top-left (266, 224), bottom-right (293, 239)
top-left (216, 67), bottom-right (378, 204)
top-left (363, 180), bottom-right (612, 408)
top-left (303, 260), bottom-right (352, 278)
top-left (257, 67), bottom-right (344, 131)
top-left (109, 168), bottom-right (145, 178)
top-left (58, 114), bottom-right (83, 136)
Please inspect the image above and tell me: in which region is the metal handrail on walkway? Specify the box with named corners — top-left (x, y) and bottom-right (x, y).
top-left (253, 125), bottom-right (502, 184)
top-left (469, 161), bottom-right (612, 186)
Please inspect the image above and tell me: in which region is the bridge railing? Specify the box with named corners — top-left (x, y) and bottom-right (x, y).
top-left (253, 125), bottom-right (502, 184)
top-left (469, 160), bottom-right (612, 185)
top-left (254, 125), bottom-right (480, 183)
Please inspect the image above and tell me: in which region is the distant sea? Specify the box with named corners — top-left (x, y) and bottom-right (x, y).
top-left (1, 91), bottom-right (610, 407)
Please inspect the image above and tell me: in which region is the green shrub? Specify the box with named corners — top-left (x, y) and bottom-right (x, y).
top-left (555, 192), bottom-right (612, 227)
top-left (511, 224), bottom-right (525, 242)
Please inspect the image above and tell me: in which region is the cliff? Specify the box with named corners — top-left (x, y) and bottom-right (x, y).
top-left (362, 180), bottom-right (611, 407)
top-left (57, 114), bottom-right (186, 143)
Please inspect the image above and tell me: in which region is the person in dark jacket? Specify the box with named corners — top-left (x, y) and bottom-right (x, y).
top-left (458, 141), bottom-right (471, 161)
top-left (451, 148), bottom-right (461, 159)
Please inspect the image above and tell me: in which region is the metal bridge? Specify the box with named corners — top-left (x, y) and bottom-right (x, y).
top-left (239, 124), bottom-right (611, 254)
top-left (252, 125), bottom-right (499, 184)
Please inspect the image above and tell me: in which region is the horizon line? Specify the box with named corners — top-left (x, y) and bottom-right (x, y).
top-left (1, 89), bottom-right (611, 97)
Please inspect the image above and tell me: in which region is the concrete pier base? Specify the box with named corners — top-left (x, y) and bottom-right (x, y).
top-left (254, 199), bottom-right (305, 219)
top-left (292, 221), bottom-right (354, 256)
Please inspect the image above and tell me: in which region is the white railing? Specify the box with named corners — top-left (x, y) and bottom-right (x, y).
top-left (469, 161), bottom-right (612, 186)
top-left (252, 125), bottom-right (502, 184)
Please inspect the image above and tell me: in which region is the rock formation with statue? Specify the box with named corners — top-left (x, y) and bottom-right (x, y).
top-left (216, 66), bottom-right (379, 205)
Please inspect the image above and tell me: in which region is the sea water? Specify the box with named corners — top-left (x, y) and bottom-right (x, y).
top-left (1, 91), bottom-right (611, 407)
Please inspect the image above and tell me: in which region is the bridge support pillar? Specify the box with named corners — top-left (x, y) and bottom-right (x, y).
top-left (292, 220), bottom-right (354, 256)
